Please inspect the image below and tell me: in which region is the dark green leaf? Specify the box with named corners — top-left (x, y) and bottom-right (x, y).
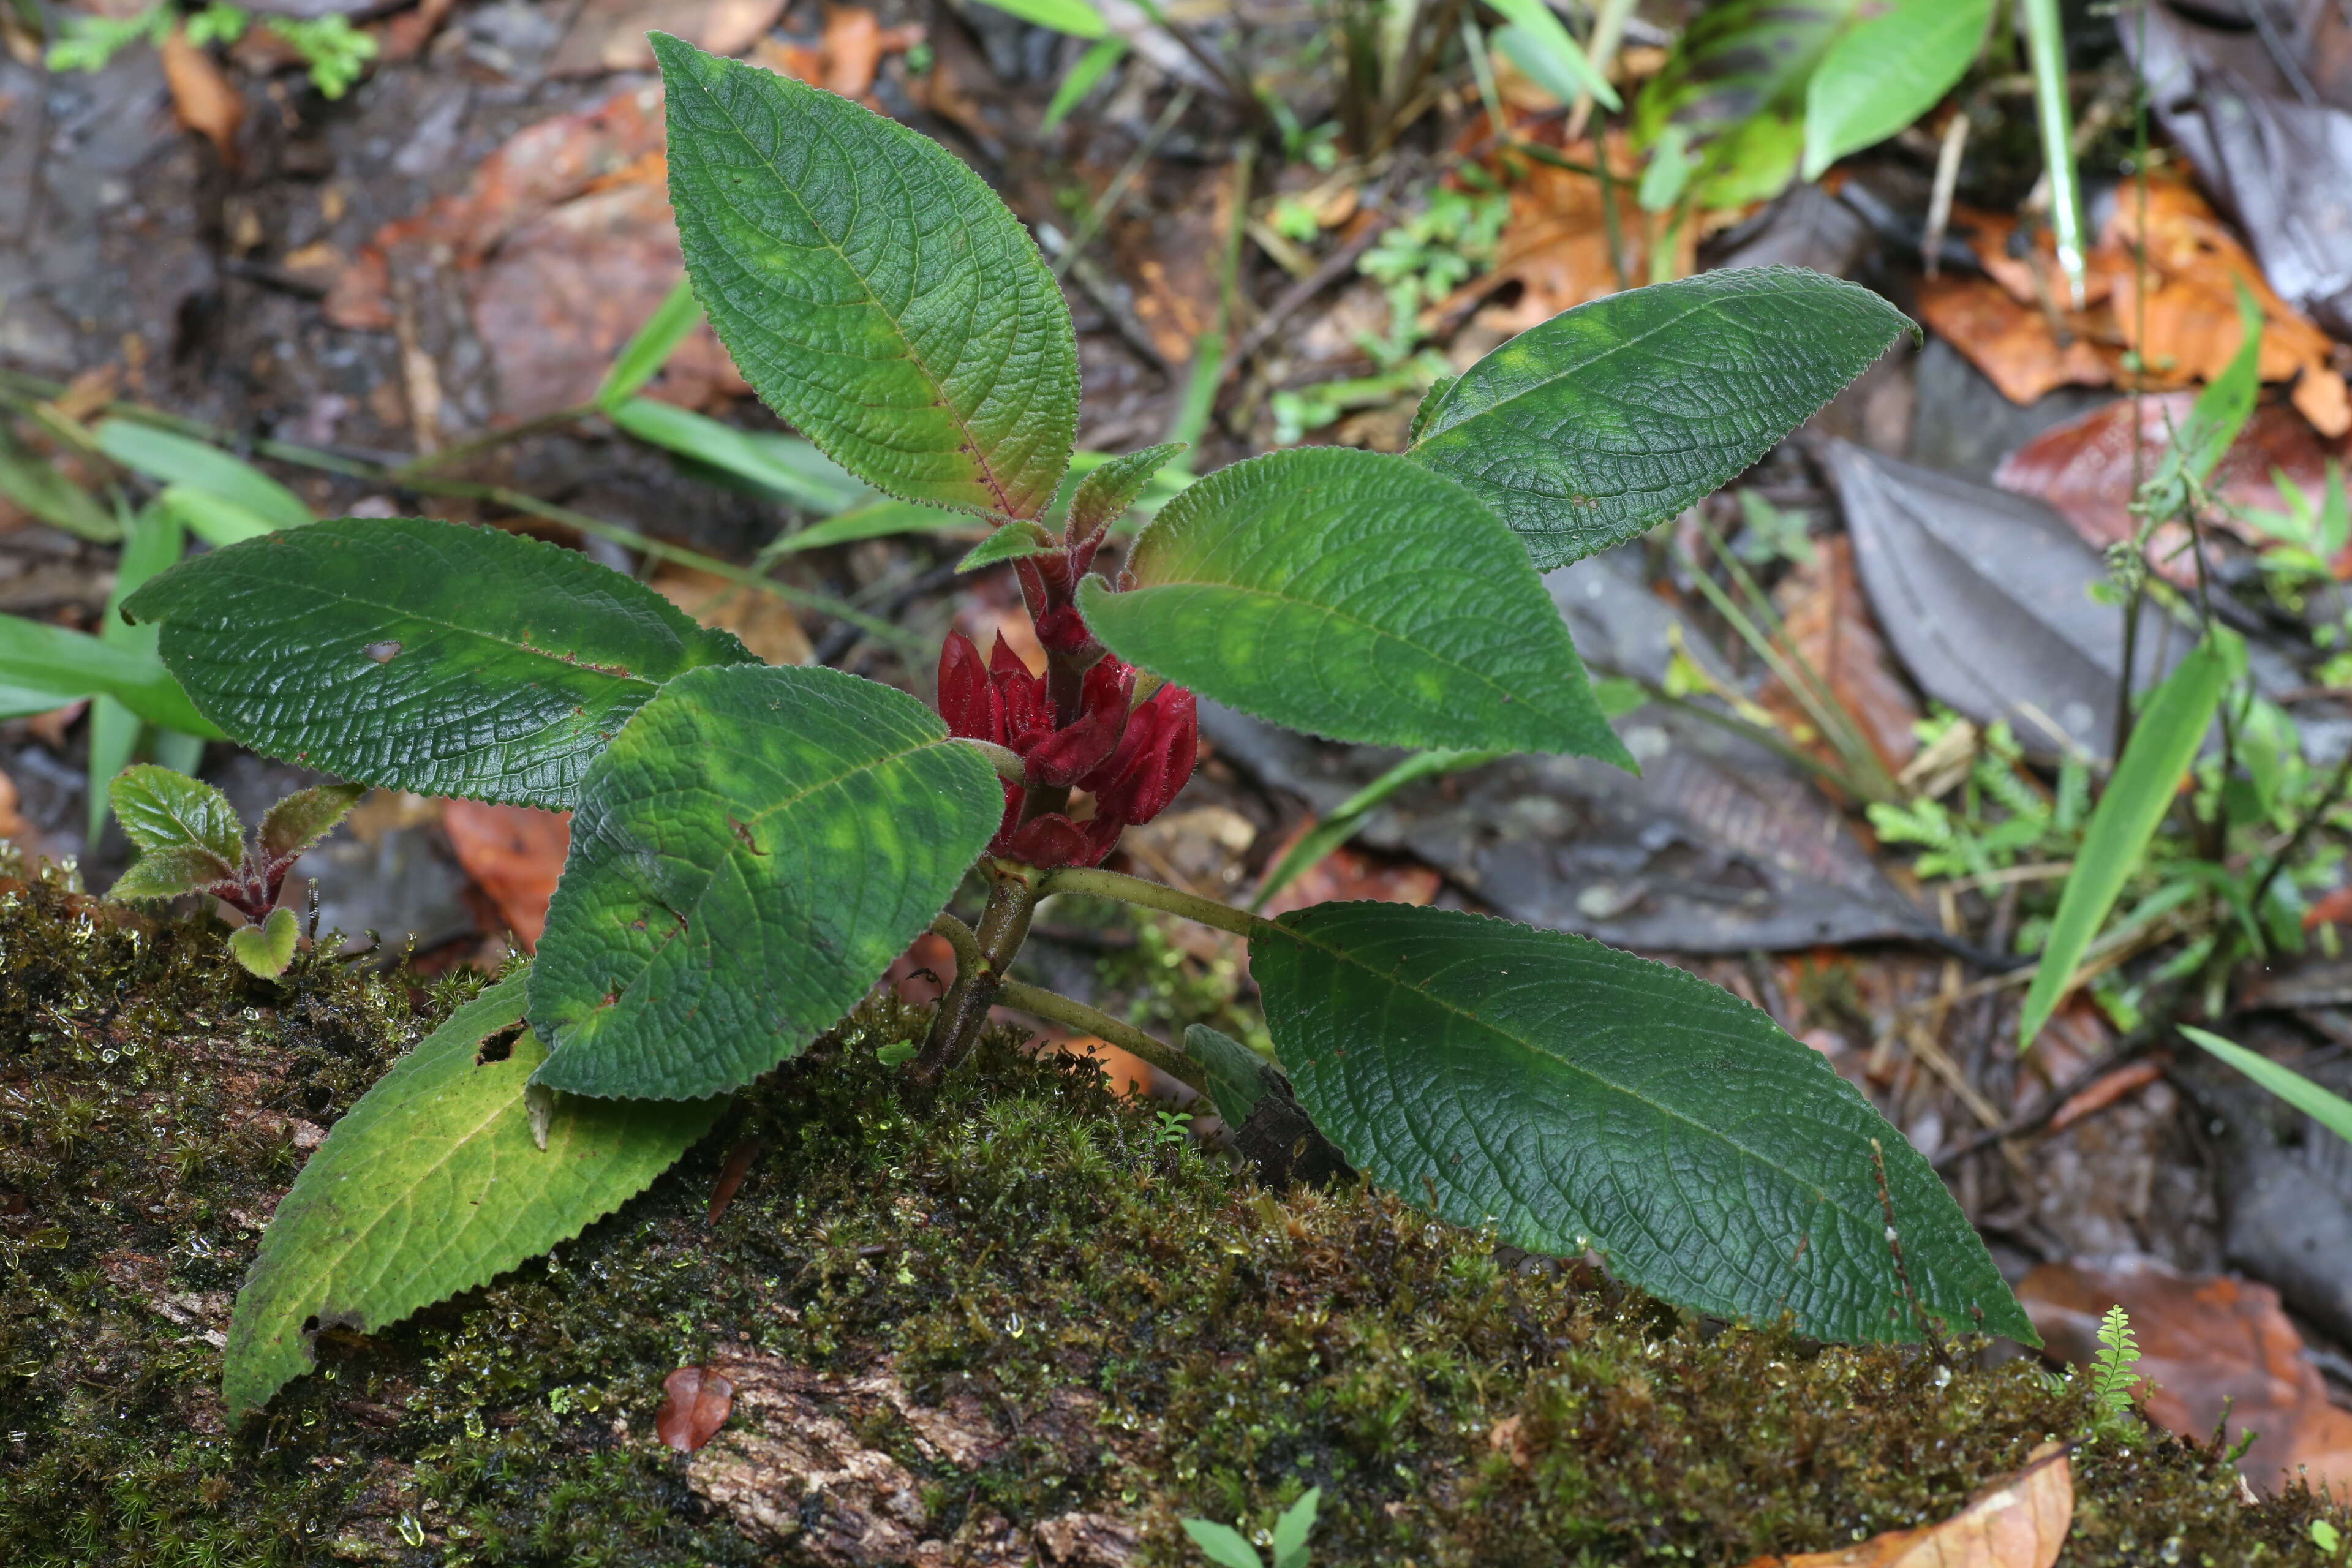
top-left (124, 518), bottom-right (759, 810)
top-left (260, 783), bottom-right (366, 861)
top-left (1253, 902), bottom-right (2031, 1343)
top-left (1802, 0), bottom-right (1990, 178)
top-left (1080, 447), bottom-right (1631, 761)
top-left (656, 34), bottom-right (1080, 520)
top-left (108, 764), bottom-right (241, 864)
top-left (2018, 638), bottom-right (2227, 1047)
top-left (1068, 442), bottom-right (1186, 537)
top-left (528, 665), bottom-right (1002, 1100)
top-left (596, 279), bottom-right (704, 409)
top-left (95, 419), bottom-right (312, 532)
top-left (1185, 1023), bottom-right (1271, 1128)
top-left (1407, 270), bottom-right (1912, 568)
top-left (222, 973), bottom-right (720, 1422)
top-left (2160, 284), bottom-right (2264, 492)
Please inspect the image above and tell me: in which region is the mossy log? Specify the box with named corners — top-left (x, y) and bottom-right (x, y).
top-left (0, 871), bottom-right (2337, 1565)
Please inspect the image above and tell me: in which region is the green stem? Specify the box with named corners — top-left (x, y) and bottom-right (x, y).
top-left (912, 870), bottom-right (1039, 1085)
top-left (2021, 0), bottom-right (2087, 307)
top-left (994, 979), bottom-right (1206, 1091)
top-left (1033, 865), bottom-right (1281, 941)
top-left (391, 403), bottom-right (592, 480)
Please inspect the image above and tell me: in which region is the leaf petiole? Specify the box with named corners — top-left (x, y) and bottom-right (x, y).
top-left (995, 979), bottom-right (1206, 1092)
top-left (1031, 864), bottom-right (1283, 942)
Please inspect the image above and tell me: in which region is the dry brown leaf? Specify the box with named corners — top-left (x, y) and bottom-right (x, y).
top-left (1741, 1443), bottom-right (2072, 1568)
top-left (1925, 177), bottom-right (2350, 435)
top-left (1760, 535), bottom-right (1920, 776)
top-left (0, 767), bottom-right (23, 842)
top-left (439, 801), bottom-right (570, 951)
top-left (750, 7), bottom-right (923, 101)
top-left (656, 1365), bottom-right (734, 1452)
top-left (551, 0), bottom-right (788, 78)
top-left (160, 25), bottom-right (243, 169)
top-left (24, 701), bottom-right (85, 750)
top-left (1450, 134), bottom-right (1693, 337)
top-left (2045, 1058), bottom-right (2168, 1134)
top-left (2019, 1256), bottom-right (2352, 1495)
top-left (650, 565), bottom-right (812, 667)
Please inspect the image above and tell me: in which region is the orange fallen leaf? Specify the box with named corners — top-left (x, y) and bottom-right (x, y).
top-left (651, 565), bottom-right (811, 667)
top-left (2304, 884), bottom-right (2352, 930)
top-left (655, 1365), bottom-right (733, 1452)
top-left (440, 801), bottom-right (570, 951)
top-left (1759, 536), bottom-right (1920, 777)
top-left (550, 0), bottom-right (787, 77)
top-left (751, 6), bottom-right (923, 102)
top-left (160, 24), bottom-right (243, 169)
top-left (706, 1137), bottom-right (764, 1225)
top-left (1741, 1443), bottom-right (2071, 1567)
top-left (0, 767), bottom-right (22, 841)
top-left (2045, 1058), bottom-right (2168, 1133)
top-left (2019, 1256), bottom-right (2352, 1495)
top-left (1447, 132), bottom-right (1693, 337)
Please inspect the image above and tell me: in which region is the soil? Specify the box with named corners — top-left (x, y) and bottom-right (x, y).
top-left (1, 862), bottom-right (2339, 1566)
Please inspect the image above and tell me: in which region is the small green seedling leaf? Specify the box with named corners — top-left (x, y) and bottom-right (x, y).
top-left (2179, 1026), bottom-right (2352, 1147)
top-left (1180, 1518), bottom-right (1266, 1568)
top-left (597, 277), bottom-right (704, 410)
top-left (1068, 443), bottom-right (1186, 539)
top-left (657, 34), bottom-right (1080, 520)
top-left (1802, 0), bottom-right (1991, 179)
top-left (124, 518), bottom-right (759, 810)
top-left (528, 665), bottom-right (1003, 1100)
top-left (2157, 283), bottom-right (2264, 494)
top-left (2313, 1518), bottom-right (2343, 1557)
top-left (2086, 1302), bottom-right (2146, 1444)
top-left (1184, 1023), bottom-right (1272, 1129)
top-left (977, 0), bottom-right (1107, 37)
top-left (110, 763), bottom-right (242, 865)
top-left (221, 972), bottom-right (722, 1421)
top-left (110, 844), bottom-right (236, 900)
top-left (875, 1039), bottom-right (919, 1066)
top-left (1251, 902), bottom-right (2032, 1344)
top-left (1042, 36), bottom-right (1126, 131)
top-left (959, 519), bottom-right (1060, 573)
top-left (1407, 270), bottom-right (1913, 568)
top-left (260, 782), bottom-right (366, 861)
top-left (1485, 0), bottom-right (1620, 110)
top-left (1270, 1486), bottom-right (1321, 1568)
top-left (2018, 638), bottom-right (2228, 1047)
top-left (96, 418), bottom-right (312, 532)
top-left (228, 907), bottom-right (301, 979)
top-left (1081, 447), bottom-right (1632, 761)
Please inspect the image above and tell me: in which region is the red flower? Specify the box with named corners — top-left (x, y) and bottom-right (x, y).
top-left (933, 631), bottom-right (1196, 867)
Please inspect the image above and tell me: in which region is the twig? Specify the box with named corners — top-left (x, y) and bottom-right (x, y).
top-left (1923, 111), bottom-right (1969, 282)
top-left (1051, 88), bottom-right (1194, 282)
top-left (1224, 209), bottom-right (1396, 372)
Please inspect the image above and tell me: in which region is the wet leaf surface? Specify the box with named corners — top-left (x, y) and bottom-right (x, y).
top-left (656, 1365), bottom-right (736, 1452)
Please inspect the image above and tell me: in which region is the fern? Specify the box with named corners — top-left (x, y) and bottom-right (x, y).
top-left (2087, 1303), bottom-right (2146, 1444)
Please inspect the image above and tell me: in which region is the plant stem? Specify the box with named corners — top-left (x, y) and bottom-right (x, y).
top-left (390, 403), bottom-right (591, 480)
top-left (911, 869), bottom-right (1039, 1085)
top-left (1033, 865), bottom-right (1281, 941)
top-left (994, 979), bottom-right (1206, 1091)
top-left (2245, 742), bottom-right (2352, 918)
top-left (2021, 0), bottom-right (2087, 306)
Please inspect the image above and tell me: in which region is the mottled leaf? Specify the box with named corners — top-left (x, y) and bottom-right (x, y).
top-left (1251, 902), bottom-right (2032, 1343)
top-left (221, 973), bottom-right (721, 1422)
top-left (657, 34), bottom-right (1080, 519)
top-left (528, 665), bottom-right (1002, 1100)
top-left (124, 518), bottom-right (759, 810)
top-left (1080, 447), bottom-right (1630, 761)
top-left (1407, 270), bottom-right (1912, 568)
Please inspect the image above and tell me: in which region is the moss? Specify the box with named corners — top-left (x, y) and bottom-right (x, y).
top-left (1, 870), bottom-right (2342, 1566)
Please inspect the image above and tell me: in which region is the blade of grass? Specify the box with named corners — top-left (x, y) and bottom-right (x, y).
top-left (2021, 0), bottom-right (2087, 307)
top-left (1250, 747), bottom-right (1502, 910)
top-left (2179, 1026), bottom-right (2352, 1144)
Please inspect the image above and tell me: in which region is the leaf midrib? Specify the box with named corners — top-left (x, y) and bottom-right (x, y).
top-left (676, 59), bottom-right (1022, 518)
top-left (1282, 919), bottom-right (1868, 1226)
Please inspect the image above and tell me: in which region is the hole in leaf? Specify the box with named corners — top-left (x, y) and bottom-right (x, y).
top-left (475, 1023), bottom-right (524, 1065)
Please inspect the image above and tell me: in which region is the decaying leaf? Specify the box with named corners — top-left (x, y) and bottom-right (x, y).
top-left (657, 1365), bottom-right (735, 1452)
top-left (1759, 535), bottom-right (1921, 776)
top-left (440, 801), bottom-right (571, 951)
top-left (1915, 175), bottom-right (2350, 436)
top-left (751, 5), bottom-right (926, 102)
top-left (550, 0), bottom-right (789, 78)
top-left (2019, 1256), bottom-right (2352, 1496)
top-left (1741, 1443), bottom-right (2071, 1567)
top-left (159, 25), bottom-right (244, 169)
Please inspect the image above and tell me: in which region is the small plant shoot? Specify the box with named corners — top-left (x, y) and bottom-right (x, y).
top-left (114, 34), bottom-right (2027, 1422)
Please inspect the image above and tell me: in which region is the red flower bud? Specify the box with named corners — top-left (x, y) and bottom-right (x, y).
top-left (1082, 682), bottom-right (1196, 827)
top-left (998, 813), bottom-right (1096, 869)
top-left (1033, 604), bottom-right (1100, 662)
top-left (936, 631), bottom-right (1000, 744)
top-left (1020, 659), bottom-right (1133, 787)
top-left (990, 636), bottom-right (1054, 752)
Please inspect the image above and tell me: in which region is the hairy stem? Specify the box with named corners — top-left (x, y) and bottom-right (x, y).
top-left (1033, 865), bottom-right (1281, 941)
top-left (994, 980), bottom-right (1206, 1092)
top-left (911, 871), bottom-right (1038, 1085)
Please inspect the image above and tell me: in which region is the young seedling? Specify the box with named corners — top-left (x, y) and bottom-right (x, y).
top-left (1183, 1486), bottom-right (1321, 1568)
top-left (2086, 1303), bottom-right (2147, 1447)
top-left (105, 764), bottom-right (360, 979)
top-left (115, 34), bottom-right (2036, 1424)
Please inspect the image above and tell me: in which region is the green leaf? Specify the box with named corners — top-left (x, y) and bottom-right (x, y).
top-left (958, 519), bottom-right (1059, 572)
top-left (656, 34), bottom-right (1080, 520)
top-left (1042, 36), bottom-right (1126, 131)
top-left (767, 499), bottom-right (977, 556)
top-left (1407, 270), bottom-right (1912, 568)
top-left (0, 612), bottom-right (219, 734)
top-left (1080, 447), bottom-right (1632, 761)
top-left (608, 398), bottom-right (867, 513)
top-left (1485, 0), bottom-right (1620, 110)
top-left (1803, 0), bottom-right (1990, 179)
top-left (111, 844), bottom-right (235, 900)
top-left (1185, 1023), bottom-right (1272, 1128)
top-left (260, 783), bottom-right (366, 861)
top-left (1179, 1520), bottom-right (1265, 1568)
top-left (1252, 902), bottom-right (2031, 1343)
top-left (95, 419), bottom-right (312, 533)
top-left (978, 0), bottom-right (1107, 37)
top-left (229, 907), bottom-right (301, 979)
top-left (157, 482), bottom-right (281, 547)
top-left (597, 279), bottom-right (704, 410)
top-left (1251, 747), bottom-right (1502, 911)
top-left (221, 973), bottom-right (721, 1422)
top-left (124, 518), bottom-right (760, 810)
top-left (2018, 639), bottom-right (2227, 1047)
top-left (1068, 442), bottom-right (1186, 538)
top-left (89, 505), bottom-right (189, 842)
top-left (0, 434), bottom-right (120, 542)
top-left (2179, 1027), bottom-right (2352, 1147)
top-left (1271, 1487), bottom-right (1321, 1568)
top-left (109, 763), bottom-right (242, 864)
top-left (2162, 283), bottom-right (2264, 492)
top-left (528, 665), bottom-right (1003, 1100)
